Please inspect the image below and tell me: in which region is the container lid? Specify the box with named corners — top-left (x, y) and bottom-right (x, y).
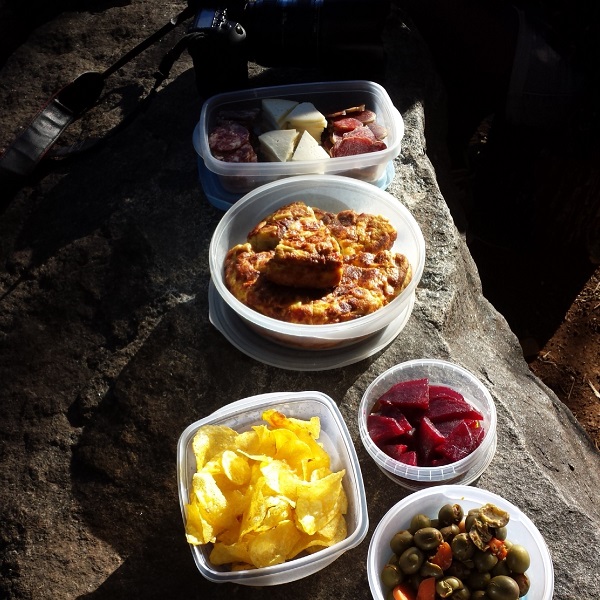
top-left (208, 280), bottom-right (415, 370)
top-left (197, 153), bottom-right (396, 211)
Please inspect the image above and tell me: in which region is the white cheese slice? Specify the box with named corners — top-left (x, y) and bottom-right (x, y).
top-left (285, 102), bottom-right (327, 128)
top-left (291, 130), bottom-right (330, 161)
top-left (261, 98), bottom-right (299, 130)
top-left (259, 129), bottom-right (299, 162)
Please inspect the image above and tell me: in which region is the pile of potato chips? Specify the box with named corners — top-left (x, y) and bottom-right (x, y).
top-left (184, 409), bottom-right (348, 570)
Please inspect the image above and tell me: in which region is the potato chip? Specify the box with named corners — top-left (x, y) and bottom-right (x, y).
top-left (184, 412), bottom-right (348, 570)
top-left (295, 470), bottom-right (346, 535)
top-left (192, 425), bottom-right (238, 470)
top-left (248, 519), bottom-right (302, 568)
top-left (210, 538), bottom-right (252, 566)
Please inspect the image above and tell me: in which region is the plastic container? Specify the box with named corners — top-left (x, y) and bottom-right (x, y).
top-left (209, 174), bottom-right (425, 352)
top-left (177, 391), bottom-right (369, 586)
top-left (358, 359), bottom-right (497, 490)
top-left (367, 485), bottom-right (554, 600)
top-left (193, 80), bottom-right (404, 205)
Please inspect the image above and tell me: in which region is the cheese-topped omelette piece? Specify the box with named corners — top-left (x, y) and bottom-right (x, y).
top-left (224, 202), bottom-right (413, 325)
top-left (246, 202), bottom-right (343, 289)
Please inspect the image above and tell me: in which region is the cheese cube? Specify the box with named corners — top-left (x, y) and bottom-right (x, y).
top-left (261, 98), bottom-right (299, 130)
top-left (285, 102), bottom-right (327, 140)
top-left (258, 129), bottom-right (299, 162)
top-left (285, 102), bottom-right (327, 127)
top-left (291, 130), bottom-right (330, 161)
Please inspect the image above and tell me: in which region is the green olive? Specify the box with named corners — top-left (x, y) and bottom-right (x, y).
top-left (447, 560), bottom-right (472, 580)
top-left (465, 509), bottom-right (480, 532)
top-left (436, 576), bottom-right (464, 598)
top-left (491, 559), bottom-right (511, 577)
top-left (452, 532), bottom-right (475, 561)
top-left (505, 545), bottom-right (530, 574)
top-left (420, 561), bottom-right (444, 578)
top-left (512, 573), bottom-right (530, 597)
top-left (381, 563), bottom-right (403, 588)
top-left (398, 546), bottom-right (425, 575)
top-left (467, 570), bottom-right (492, 590)
top-left (486, 575), bottom-right (520, 600)
top-left (414, 527), bottom-right (443, 551)
top-left (453, 587), bottom-right (472, 600)
top-left (390, 530), bottom-right (414, 556)
top-left (438, 503), bottom-right (465, 526)
top-left (473, 549), bottom-right (498, 573)
top-left (440, 523), bottom-right (461, 541)
top-left (471, 592), bottom-right (488, 600)
top-left (409, 513), bottom-right (432, 534)
top-left (494, 526), bottom-right (508, 541)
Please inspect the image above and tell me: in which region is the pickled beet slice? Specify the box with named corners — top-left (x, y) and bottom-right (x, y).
top-left (418, 417), bottom-right (446, 463)
top-left (378, 401), bottom-right (415, 433)
top-left (436, 418), bottom-right (480, 436)
top-left (380, 443), bottom-right (409, 462)
top-left (376, 378), bottom-right (429, 411)
top-left (367, 414), bottom-right (412, 445)
top-left (429, 384), bottom-right (465, 403)
top-left (427, 393), bottom-right (484, 423)
top-left (436, 420), bottom-right (480, 462)
top-left (394, 450), bottom-right (418, 466)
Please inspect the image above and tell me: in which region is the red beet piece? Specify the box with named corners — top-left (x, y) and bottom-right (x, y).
top-left (377, 378), bottom-right (430, 411)
top-left (367, 414), bottom-right (411, 445)
top-left (378, 401), bottom-right (415, 434)
top-left (418, 417), bottom-right (446, 464)
top-left (436, 418), bottom-right (480, 436)
top-left (429, 384), bottom-right (465, 403)
top-left (427, 389), bottom-right (484, 423)
top-left (395, 450), bottom-right (418, 466)
top-left (436, 420), bottom-right (481, 462)
top-left (380, 443), bottom-right (409, 462)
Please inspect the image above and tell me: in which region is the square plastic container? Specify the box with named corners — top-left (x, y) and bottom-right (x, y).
top-left (177, 391), bottom-right (369, 586)
top-left (193, 80), bottom-right (404, 207)
top-left (209, 174), bottom-right (425, 353)
top-left (367, 485), bottom-right (554, 600)
top-left (358, 359), bottom-right (497, 490)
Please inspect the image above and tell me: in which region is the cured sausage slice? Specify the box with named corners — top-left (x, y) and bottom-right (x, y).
top-left (331, 136), bottom-right (387, 158)
top-left (208, 121), bottom-right (250, 153)
top-left (213, 142), bottom-right (258, 163)
top-left (330, 116), bottom-right (365, 134)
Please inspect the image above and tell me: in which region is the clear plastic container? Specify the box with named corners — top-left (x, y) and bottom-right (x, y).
top-left (367, 485), bottom-right (554, 600)
top-left (209, 174), bottom-right (425, 351)
top-left (177, 391), bottom-right (369, 586)
top-left (193, 80), bottom-right (404, 201)
top-left (358, 359), bottom-right (497, 490)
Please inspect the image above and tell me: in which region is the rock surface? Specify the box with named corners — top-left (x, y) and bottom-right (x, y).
top-left (1, 2), bottom-right (599, 599)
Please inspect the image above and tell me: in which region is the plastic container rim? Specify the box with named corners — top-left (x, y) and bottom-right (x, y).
top-left (367, 484), bottom-right (554, 600)
top-left (358, 358), bottom-right (498, 481)
top-left (194, 79), bottom-right (405, 175)
top-left (177, 390), bottom-right (369, 584)
top-left (209, 174), bottom-right (426, 338)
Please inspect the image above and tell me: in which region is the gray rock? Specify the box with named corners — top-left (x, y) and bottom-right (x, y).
top-left (0, 2), bottom-right (598, 599)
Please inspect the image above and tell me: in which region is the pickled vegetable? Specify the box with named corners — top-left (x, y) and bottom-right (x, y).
top-left (380, 502), bottom-right (533, 599)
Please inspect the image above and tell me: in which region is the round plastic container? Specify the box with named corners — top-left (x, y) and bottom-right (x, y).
top-left (367, 485), bottom-right (554, 600)
top-left (209, 174), bottom-right (426, 352)
top-left (177, 391), bottom-right (369, 586)
top-left (358, 359), bottom-right (497, 490)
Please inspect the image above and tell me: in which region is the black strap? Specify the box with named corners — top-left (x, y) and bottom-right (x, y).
top-left (0, 5), bottom-right (196, 183)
